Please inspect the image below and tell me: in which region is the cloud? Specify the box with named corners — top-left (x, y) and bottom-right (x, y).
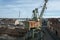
top-left (43, 16), bottom-right (60, 18)
top-left (0, 0), bottom-right (60, 18)
top-left (42, 0), bottom-right (60, 18)
top-left (0, 0), bottom-right (44, 18)
top-left (47, 1), bottom-right (60, 11)
top-left (49, 0), bottom-right (60, 1)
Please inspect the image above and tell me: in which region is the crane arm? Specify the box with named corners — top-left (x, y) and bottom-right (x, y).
top-left (39, 0), bottom-right (48, 18)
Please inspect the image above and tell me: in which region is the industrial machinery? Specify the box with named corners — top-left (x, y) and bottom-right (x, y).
top-left (0, 0), bottom-right (48, 37)
top-left (27, 0), bottom-right (48, 39)
top-left (29, 0), bottom-right (48, 29)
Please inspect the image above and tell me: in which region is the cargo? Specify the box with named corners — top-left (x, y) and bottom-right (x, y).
top-left (47, 18), bottom-right (60, 38)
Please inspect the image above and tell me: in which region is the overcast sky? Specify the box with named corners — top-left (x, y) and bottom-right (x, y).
top-left (0, 0), bottom-right (60, 18)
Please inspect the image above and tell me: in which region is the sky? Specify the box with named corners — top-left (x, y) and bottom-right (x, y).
top-left (0, 0), bottom-right (60, 18)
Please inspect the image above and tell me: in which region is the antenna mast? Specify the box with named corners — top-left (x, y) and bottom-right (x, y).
top-left (19, 11), bottom-right (20, 18)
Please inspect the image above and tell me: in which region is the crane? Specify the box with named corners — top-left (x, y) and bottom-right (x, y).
top-left (32, 0), bottom-right (48, 27)
top-left (30, 0), bottom-right (48, 38)
top-left (32, 0), bottom-right (48, 20)
top-left (39, 0), bottom-right (48, 18)
top-left (30, 0), bottom-right (48, 30)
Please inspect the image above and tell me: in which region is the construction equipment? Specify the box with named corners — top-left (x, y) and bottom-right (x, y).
top-left (29, 0), bottom-right (48, 29)
top-left (39, 0), bottom-right (48, 18)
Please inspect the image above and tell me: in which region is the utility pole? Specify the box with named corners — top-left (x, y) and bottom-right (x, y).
top-left (18, 11), bottom-right (20, 24)
top-left (19, 11), bottom-right (20, 18)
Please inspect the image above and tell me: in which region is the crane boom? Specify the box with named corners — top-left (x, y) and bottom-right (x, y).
top-left (39, 0), bottom-right (48, 18)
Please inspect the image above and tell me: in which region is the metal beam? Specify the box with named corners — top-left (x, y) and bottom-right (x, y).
top-left (39, 0), bottom-right (48, 18)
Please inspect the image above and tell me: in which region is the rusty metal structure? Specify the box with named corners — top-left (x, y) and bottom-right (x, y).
top-left (47, 18), bottom-right (60, 38)
top-left (29, 0), bottom-right (48, 29)
top-left (0, 0), bottom-right (48, 38)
